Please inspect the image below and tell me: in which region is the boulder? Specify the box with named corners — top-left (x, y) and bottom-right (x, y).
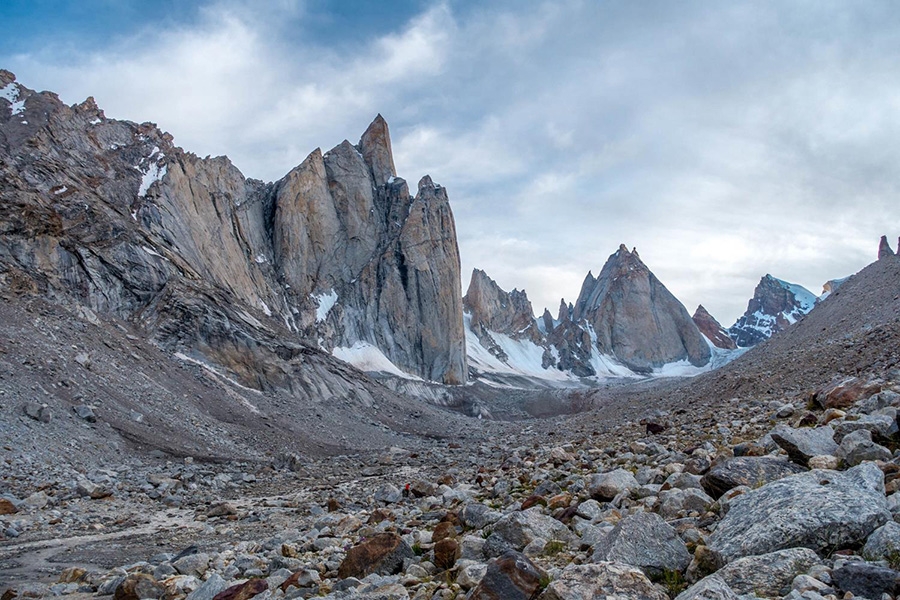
top-left (592, 511), bottom-right (691, 576)
top-left (674, 574), bottom-right (739, 600)
top-left (714, 548), bottom-right (821, 597)
top-left (862, 521), bottom-right (900, 561)
top-left (812, 378), bottom-right (883, 410)
top-left (185, 573), bottom-right (227, 600)
top-left (210, 579), bottom-right (267, 600)
top-left (589, 469), bottom-right (639, 501)
top-left (701, 456), bottom-right (806, 499)
top-left (469, 551), bottom-right (545, 600)
top-left (540, 562), bottom-right (668, 600)
top-left (769, 425), bottom-right (838, 466)
top-left (836, 429), bottom-right (892, 466)
top-left (707, 463), bottom-right (889, 564)
top-left (486, 507), bottom-right (575, 554)
top-left (337, 532), bottom-right (414, 579)
top-left (832, 561), bottom-right (899, 599)
top-left (114, 573), bottom-right (165, 600)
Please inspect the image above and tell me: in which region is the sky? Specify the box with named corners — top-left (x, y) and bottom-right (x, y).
top-left (2, 0), bottom-right (899, 325)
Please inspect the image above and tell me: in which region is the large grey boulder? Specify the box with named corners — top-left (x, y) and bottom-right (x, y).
top-left (469, 551), bottom-right (545, 600)
top-left (770, 425), bottom-right (838, 466)
top-left (486, 507), bottom-right (575, 555)
top-left (540, 562), bottom-right (668, 600)
top-left (832, 561), bottom-right (900, 599)
top-left (707, 463), bottom-right (889, 564)
top-left (589, 469), bottom-right (639, 501)
top-left (714, 548), bottom-right (821, 597)
top-left (674, 575), bottom-right (739, 600)
top-left (836, 429), bottom-right (892, 466)
top-left (701, 456), bottom-right (806, 499)
top-left (863, 521), bottom-right (900, 561)
top-left (592, 511), bottom-right (691, 576)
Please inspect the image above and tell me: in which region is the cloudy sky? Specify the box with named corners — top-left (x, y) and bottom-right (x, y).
top-left (3, 0), bottom-right (899, 324)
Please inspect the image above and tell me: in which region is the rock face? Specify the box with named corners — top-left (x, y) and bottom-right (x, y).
top-left (569, 246), bottom-right (711, 372)
top-left (0, 72), bottom-right (465, 385)
top-left (728, 275), bottom-right (817, 347)
top-left (692, 305), bottom-right (736, 350)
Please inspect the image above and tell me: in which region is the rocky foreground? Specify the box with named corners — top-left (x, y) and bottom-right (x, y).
top-left (3, 372), bottom-right (900, 600)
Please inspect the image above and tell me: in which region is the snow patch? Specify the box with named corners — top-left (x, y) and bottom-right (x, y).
top-left (258, 300), bottom-right (272, 317)
top-left (53, 186), bottom-right (68, 195)
top-left (332, 341), bottom-right (420, 380)
top-left (138, 162), bottom-right (167, 197)
top-left (313, 290), bottom-right (338, 322)
top-left (0, 82), bottom-right (26, 115)
top-left (141, 245), bottom-right (167, 259)
top-left (89, 117), bottom-right (102, 125)
top-left (254, 254), bottom-right (267, 264)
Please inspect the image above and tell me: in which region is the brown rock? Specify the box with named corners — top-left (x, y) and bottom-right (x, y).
top-left (211, 579), bottom-right (267, 600)
top-left (57, 567), bottom-right (86, 583)
top-left (0, 499), bottom-right (17, 515)
top-left (433, 538), bottom-right (460, 570)
top-left (693, 305), bottom-right (737, 350)
top-left (813, 377), bottom-right (883, 410)
top-left (432, 521), bottom-right (457, 543)
top-left (520, 495), bottom-right (547, 510)
top-left (337, 532), bottom-right (414, 579)
top-left (469, 550), bottom-right (546, 600)
top-left (114, 573), bottom-right (165, 600)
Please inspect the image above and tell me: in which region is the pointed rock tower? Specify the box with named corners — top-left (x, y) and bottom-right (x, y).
top-left (692, 305), bottom-right (737, 350)
top-left (571, 245), bottom-right (711, 372)
top-left (878, 235), bottom-right (895, 260)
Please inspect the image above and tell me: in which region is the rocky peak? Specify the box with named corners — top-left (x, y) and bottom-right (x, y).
top-left (357, 114), bottom-right (397, 187)
top-left (729, 275), bottom-right (816, 347)
top-left (463, 269), bottom-right (541, 346)
top-left (571, 244), bottom-right (711, 372)
top-left (0, 69), bottom-right (16, 86)
top-left (692, 305), bottom-right (737, 350)
top-left (878, 235), bottom-right (895, 260)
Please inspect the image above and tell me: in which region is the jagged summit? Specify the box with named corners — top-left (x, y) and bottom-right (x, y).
top-left (729, 275), bottom-right (817, 347)
top-left (692, 305), bottom-right (737, 350)
top-left (571, 244), bottom-right (711, 372)
top-left (358, 113), bottom-right (396, 186)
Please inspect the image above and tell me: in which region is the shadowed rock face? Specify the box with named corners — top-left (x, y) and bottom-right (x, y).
top-left (693, 305), bottom-right (737, 350)
top-left (0, 71), bottom-right (466, 385)
top-left (572, 245), bottom-right (711, 372)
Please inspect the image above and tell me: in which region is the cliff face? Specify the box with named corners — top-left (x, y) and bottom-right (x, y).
top-left (0, 72), bottom-right (466, 385)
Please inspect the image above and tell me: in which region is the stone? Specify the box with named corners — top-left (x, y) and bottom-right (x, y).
top-left (0, 499), bottom-right (17, 515)
top-left (433, 538), bottom-right (460, 570)
top-left (674, 575), bottom-right (739, 600)
top-left (114, 573), bottom-right (165, 600)
top-left (770, 425), bottom-right (838, 466)
top-left (707, 463), bottom-right (890, 564)
top-left (76, 479), bottom-right (112, 499)
top-left (836, 429), bottom-right (892, 466)
top-left (279, 569), bottom-right (321, 591)
top-left (432, 521), bottom-right (456, 543)
top-left (701, 456), bottom-right (806, 499)
top-left (468, 551), bottom-right (545, 600)
top-left (813, 378), bottom-right (884, 410)
top-left (659, 488), bottom-right (714, 519)
top-left (714, 548), bottom-right (821, 597)
top-left (73, 404), bottom-right (97, 422)
top-left (337, 532), bottom-right (414, 579)
top-left (592, 511), bottom-right (691, 576)
top-left (807, 455), bottom-right (839, 470)
top-left (834, 413), bottom-right (895, 442)
top-left (456, 561), bottom-right (488, 589)
top-left (589, 469), bottom-right (639, 501)
top-left (172, 552), bottom-right (209, 577)
top-left (374, 484), bottom-right (402, 504)
top-left (487, 507), bottom-right (576, 554)
top-left (541, 561), bottom-right (669, 600)
top-left (210, 579), bottom-right (268, 600)
top-left (832, 562), bottom-right (899, 599)
top-left (460, 502), bottom-right (501, 529)
top-left (863, 521), bottom-right (900, 561)
top-left (22, 402), bottom-right (51, 423)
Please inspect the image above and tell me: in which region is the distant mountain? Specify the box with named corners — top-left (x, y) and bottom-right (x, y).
top-left (463, 245), bottom-right (715, 383)
top-left (728, 275), bottom-right (817, 347)
top-left (692, 305), bottom-right (736, 350)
